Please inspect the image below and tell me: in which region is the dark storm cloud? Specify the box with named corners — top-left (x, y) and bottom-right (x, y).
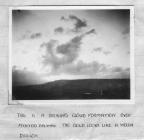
top-left (12, 67), bottom-right (43, 86)
top-left (54, 27), bottom-right (64, 34)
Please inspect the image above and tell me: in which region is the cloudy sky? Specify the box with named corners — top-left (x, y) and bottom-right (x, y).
top-left (12, 9), bottom-right (130, 86)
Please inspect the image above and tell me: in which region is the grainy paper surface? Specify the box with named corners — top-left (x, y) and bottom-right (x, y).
top-left (0, 0), bottom-right (144, 140)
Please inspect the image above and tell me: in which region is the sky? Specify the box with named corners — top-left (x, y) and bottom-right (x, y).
top-left (12, 9), bottom-right (130, 86)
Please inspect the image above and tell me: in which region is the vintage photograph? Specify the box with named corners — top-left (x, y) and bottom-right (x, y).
top-left (10, 6), bottom-right (133, 101)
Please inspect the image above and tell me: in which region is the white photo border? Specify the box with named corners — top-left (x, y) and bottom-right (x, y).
top-left (8, 6), bottom-right (135, 105)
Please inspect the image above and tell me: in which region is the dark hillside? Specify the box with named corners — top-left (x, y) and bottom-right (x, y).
top-left (12, 79), bottom-right (130, 100)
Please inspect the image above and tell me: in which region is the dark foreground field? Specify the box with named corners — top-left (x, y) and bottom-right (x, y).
top-left (12, 79), bottom-right (130, 100)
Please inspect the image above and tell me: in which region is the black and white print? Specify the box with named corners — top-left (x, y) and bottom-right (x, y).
top-left (11, 6), bottom-right (133, 101)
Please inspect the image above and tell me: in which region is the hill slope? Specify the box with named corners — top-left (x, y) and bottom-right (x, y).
top-left (12, 79), bottom-right (130, 100)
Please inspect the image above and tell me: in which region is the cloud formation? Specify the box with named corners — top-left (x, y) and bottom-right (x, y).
top-left (40, 36), bottom-right (82, 70)
top-left (19, 31), bottom-right (42, 41)
top-left (40, 29), bottom-right (95, 71)
top-left (69, 15), bottom-right (87, 31)
top-left (85, 29), bottom-right (96, 35)
top-left (93, 47), bottom-right (111, 55)
top-left (30, 33), bottom-right (41, 39)
top-left (103, 51), bottom-right (111, 55)
top-left (109, 67), bottom-right (130, 79)
top-left (54, 27), bottom-right (64, 34)
top-left (61, 15), bottom-right (87, 32)
top-left (40, 28), bottom-right (129, 79)
top-left (13, 10), bottom-right (130, 82)
top-left (56, 60), bottom-right (107, 75)
top-left (64, 61), bottom-right (130, 78)
top-left (43, 59), bottom-right (130, 79)
top-left (93, 47), bottom-right (103, 52)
